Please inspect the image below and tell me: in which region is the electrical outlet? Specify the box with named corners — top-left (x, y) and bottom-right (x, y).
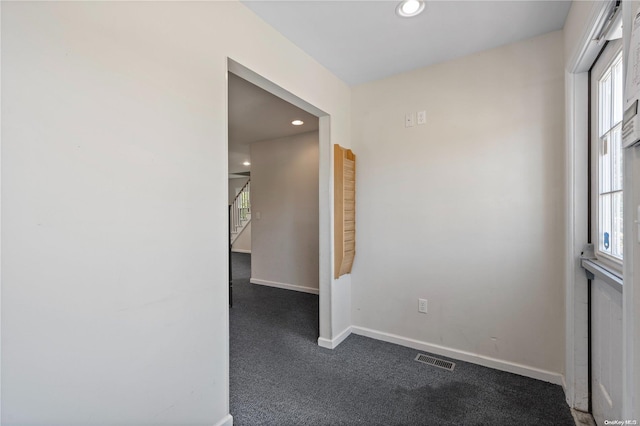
top-left (418, 298), bottom-right (428, 314)
top-left (417, 110), bottom-right (426, 125)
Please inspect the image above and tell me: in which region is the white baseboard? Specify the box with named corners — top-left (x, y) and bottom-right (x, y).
top-left (318, 326), bottom-right (352, 349)
top-left (231, 248), bottom-right (251, 254)
top-left (213, 414), bottom-right (233, 426)
top-left (351, 326), bottom-right (564, 385)
top-left (570, 409), bottom-right (596, 426)
top-left (250, 278), bottom-right (319, 295)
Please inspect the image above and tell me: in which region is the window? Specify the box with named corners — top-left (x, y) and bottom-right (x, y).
top-left (592, 42), bottom-right (623, 265)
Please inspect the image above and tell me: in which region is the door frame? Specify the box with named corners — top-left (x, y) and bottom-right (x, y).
top-left (226, 58), bottom-right (333, 341)
top-left (565, 0), bottom-right (615, 413)
top-left (588, 38), bottom-right (625, 423)
top-left (565, 1), bottom-right (636, 419)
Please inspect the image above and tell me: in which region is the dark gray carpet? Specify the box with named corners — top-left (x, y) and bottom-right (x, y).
top-left (229, 253), bottom-right (574, 425)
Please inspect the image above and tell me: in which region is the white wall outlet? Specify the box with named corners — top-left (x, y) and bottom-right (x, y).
top-left (255, 211), bottom-right (261, 220)
top-left (418, 298), bottom-right (428, 314)
top-left (405, 113), bottom-right (415, 128)
top-left (417, 110), bottom-right (426, 125)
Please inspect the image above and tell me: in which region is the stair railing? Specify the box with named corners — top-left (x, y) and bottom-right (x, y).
top-left (230, 179), bottom-right (251, 241)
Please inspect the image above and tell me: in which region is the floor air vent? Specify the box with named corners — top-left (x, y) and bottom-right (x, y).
top-left (414, 354), bottom-right (455, 371)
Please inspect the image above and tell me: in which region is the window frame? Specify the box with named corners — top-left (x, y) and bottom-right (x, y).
top-left (590, 39), bottom-right (624, 273)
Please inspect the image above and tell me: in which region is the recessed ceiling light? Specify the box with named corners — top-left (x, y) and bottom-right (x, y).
top-left (291, 120), bottom-right (304, 126)
top-left (243, 161), bottom-right (251, 166)
top-left (396, 0), bottom-right (425, 18)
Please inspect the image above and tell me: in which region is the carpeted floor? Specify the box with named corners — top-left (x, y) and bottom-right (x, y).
top-left (229, 252), bottom-right (574, 426)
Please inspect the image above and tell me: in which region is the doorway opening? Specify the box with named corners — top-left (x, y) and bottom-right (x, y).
top-left (227, 70), bottom-right (320, 295)
top-left (226, 59), bottom-right (331, 332)
top-left (226, 58), bottom-right (332, 419)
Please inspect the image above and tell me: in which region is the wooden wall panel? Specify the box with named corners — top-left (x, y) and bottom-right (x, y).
top-left (334, 144), bottom-right (356, 278)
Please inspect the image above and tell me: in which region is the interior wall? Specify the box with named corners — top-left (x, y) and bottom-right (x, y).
top-left (251, 131), bottom-right (320, 293)
top-left (350, 31), bottom-right (566, 378)
top-left (1, 1), bottom-right (350, 424)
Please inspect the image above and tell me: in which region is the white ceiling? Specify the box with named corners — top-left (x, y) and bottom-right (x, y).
top-left (228, 0), bottom-right (571, 176)
top-left (241, 0), bottom-right (572, 86)
top-left (228, 73), bottom-right (319, 174)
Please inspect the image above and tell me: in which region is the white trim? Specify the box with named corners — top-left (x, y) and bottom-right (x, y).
top-left (228, 59), bottom-right (334, 356)
top-left (213, 414), bottom-right (233, 426)
top-left (318, 115), bottom-right (333, 348)
top-left (0, 2), bottom-right (3, 419)
top-left (568, 0), bottom-right (617, 74)
top-left (351, 326), bottom-right (564, 386)
top-left (590, 41), bottom-right (624, 267)
top-left (571, 409), bottom-right (596, 426)
top-left (565, 70), bottom-right (591, 413)
top-left (250, 278), bottom-right (319, 295)
top-left (231, 248), bottom-right (251, 254)
top-left (565, 0), bottom-right (613, 412)
top-left (318, 326), bottom-right (352, 349)
top-left (223, 65), bottom-right (231, 426)
top-left (621, 2), bottom-right (638, 420)
top-left (228, 59), bottom-right (327, 117)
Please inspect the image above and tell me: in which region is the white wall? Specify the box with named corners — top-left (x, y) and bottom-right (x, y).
top-left (350, 31), bottom-right (565, 380)
top-left (1, 2), bottom-right (350, 424)
top-left (250, 132), bottom-right (319, 293)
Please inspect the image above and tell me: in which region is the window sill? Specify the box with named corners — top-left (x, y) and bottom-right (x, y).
top-left (581, 258), bottom-right (623, 292)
